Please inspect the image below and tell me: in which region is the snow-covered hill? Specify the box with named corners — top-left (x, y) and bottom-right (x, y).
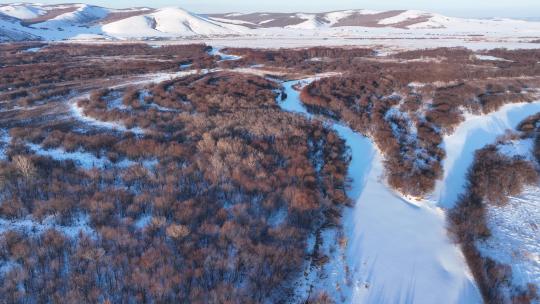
top-left (102, 7), bottom-right (237, 38)
top-left (0, 4), bottom-right (45, 19)
top-left (1, 2), bottom-right (540, 43)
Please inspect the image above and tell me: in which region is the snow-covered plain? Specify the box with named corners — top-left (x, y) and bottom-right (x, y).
top-left (278, 78), bottom-right (481, 304)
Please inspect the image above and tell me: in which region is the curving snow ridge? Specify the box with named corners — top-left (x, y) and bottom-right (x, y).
top-left (103, 7), bottom-right (234, 38)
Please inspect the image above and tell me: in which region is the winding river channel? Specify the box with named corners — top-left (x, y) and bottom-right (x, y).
top-left (277, 77), bottom-right (540, 304)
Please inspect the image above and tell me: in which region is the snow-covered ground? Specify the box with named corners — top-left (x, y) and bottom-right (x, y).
top-left (433, 102), bottom-right (540, 208)
top-left (497, 138), bottom-right (535, 161)
top-left (479, 185), bottom-right (540, 292)
top-left (471, 135), bottom-right (540, 294)
top-left (278, 77), bottom-right (481, 304)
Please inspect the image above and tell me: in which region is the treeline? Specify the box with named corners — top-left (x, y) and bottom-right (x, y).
top-left (217, 46), bottom-right (374, 73)
top-left (393, 46), bottom-right (474, 61)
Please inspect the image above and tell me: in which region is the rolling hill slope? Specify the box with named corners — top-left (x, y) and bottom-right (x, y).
top-left (0, 3), bottom-right (539, 47)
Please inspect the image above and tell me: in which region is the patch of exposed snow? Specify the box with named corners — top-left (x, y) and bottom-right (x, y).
top-left (0, 213), bottom-right (94, 238)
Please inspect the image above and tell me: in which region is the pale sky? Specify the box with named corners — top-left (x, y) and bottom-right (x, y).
top-left (1, 0), bottom-right (539, 18)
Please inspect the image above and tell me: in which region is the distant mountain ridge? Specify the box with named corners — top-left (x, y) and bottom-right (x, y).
top-left (1, 3), bottom-right (540, 42)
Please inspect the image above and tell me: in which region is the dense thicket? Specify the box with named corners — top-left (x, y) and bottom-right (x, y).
top-left (2, 44), bottom-right (540, 303)
top-left (0, 43), bottom-right (214, 108)
top-left (0, 45), bottom-right (350, 302)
